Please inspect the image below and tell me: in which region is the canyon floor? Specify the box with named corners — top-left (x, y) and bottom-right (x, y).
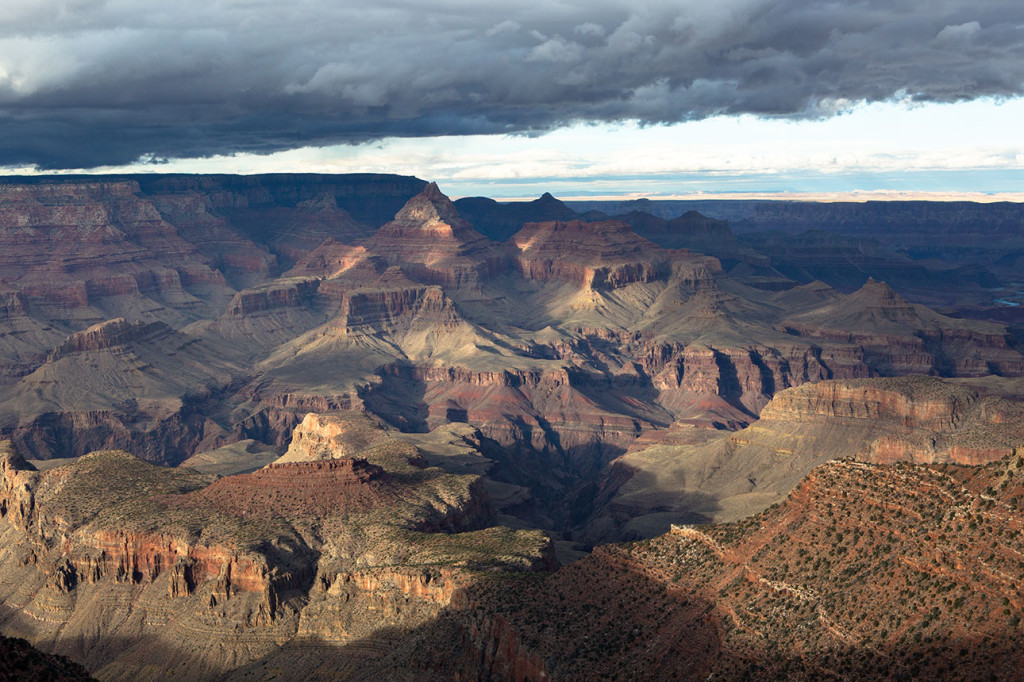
top-left (1, 174), bottom-right (1023, 679)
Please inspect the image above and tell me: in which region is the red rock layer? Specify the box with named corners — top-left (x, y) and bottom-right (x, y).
top-left (226, 278), bottom-right (321, 317)
top-left (0, 182), bottom-right (233, 312)
top-left (758, 375), bottom-right (977, 428)
top-left (511, 219), bottom-right (671, 289)
top-left (0, 446), bottom-right (276, 600)
top-left (46, 318), bottom-right (172, 360)
top-left (366, 183), bottom-right (509, 289)
top-left (166, 459), bottom-right (390, 519)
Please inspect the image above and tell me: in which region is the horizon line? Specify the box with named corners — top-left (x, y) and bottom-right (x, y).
top-left (481, 190), bottom-right (1024, 203)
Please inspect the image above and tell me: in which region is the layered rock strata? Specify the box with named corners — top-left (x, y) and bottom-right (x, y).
top-left (0, 416), bottom-right (551, 679)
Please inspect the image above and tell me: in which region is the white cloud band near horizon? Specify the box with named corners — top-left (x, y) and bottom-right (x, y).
top-left (8, 97), bottom-right (1023, 201)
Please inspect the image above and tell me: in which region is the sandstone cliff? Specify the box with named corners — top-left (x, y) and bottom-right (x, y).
top-left (0, 416), bottom-right (551, 679)
top-left (511, 219), bottom-right (671, 290)
top-left (588, 375), bottom-right (1024, 542)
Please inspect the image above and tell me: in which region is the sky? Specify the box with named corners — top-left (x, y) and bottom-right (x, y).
top-left (1, 1), bottom-right (1023, 199)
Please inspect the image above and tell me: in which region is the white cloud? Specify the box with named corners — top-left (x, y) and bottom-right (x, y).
top-left (935, 21), bottom-right (982, 46)
top-left (527, 37), bottom-right (584, 63)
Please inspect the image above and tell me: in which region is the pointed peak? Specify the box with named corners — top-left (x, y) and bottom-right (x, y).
top-left (854, 278), bottom-right (906, 304)
top-left (861, 277), bottom-right (894, 293)
top-left (534, 192), bottom-right (566, 207)
top-left (422, 181), bottom-right (444, 199)
top-left (392, 182), bottom-right (467, 228)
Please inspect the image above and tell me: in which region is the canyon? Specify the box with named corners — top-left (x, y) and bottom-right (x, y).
top-left (0, 173), bottom-right (1022, 678)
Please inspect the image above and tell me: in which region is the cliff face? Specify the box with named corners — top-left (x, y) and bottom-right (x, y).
top-left (3, 176), bottom-right (1024, 678)
top-left (1, 174), bottom-right (1023, 553)
top-left (0, 417), bottom-right (551, 678)
top-left (586, 375), bottom-right (1024, 544)
top-left (2, 179), bottom-right (1020, 478)
top-left (224, 278), bottom-right (321, 317)
top-left (46, 317), bottom-right (173, 360)
top-left (781, 279), bottom-right (1024, 377)
top-left (277, 411), bottom-right (392, 463)
top-left (754, 376), bottom-right (1024, 465)
top-left (0, 182), bottom-right (235, 318)
top-left (511, 219), bottom-right (671, 290)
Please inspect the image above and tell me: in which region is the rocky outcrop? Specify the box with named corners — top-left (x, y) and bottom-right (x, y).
top-left (225, 278), bottom-right (321, 317)
top-left (46, 318), bottom-right (172, 360)
top-left (758, 375), bottom-right (978, 429)
top-left (511, 220), bottom-right (671, 289)
top-left (0, 448), bottom-right (279, 601)
top-left (338, 282), bottom-right (460, 330)
top-left (278, 412), bottom-right (391, 463)
top-left (753, 376), bottom-right (1024, 465)
top-left (0, 426), bottom-right (550, 679)
top-left (781, 279), bottom-right (1024, 377)
top-left (366, 183), bottom-right (509, 289)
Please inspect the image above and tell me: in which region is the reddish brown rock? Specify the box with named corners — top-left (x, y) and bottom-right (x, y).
top-left (166, 458), bottom-right (391, 519)
top-left (285, 239), bottom-right (385, 280)
top-left (225, 278), bottom-right (321, 317)
top-left (781, 279), bottom-right (1024, 377)
top-left (0, 182), bottom-right (234, 315)
top-left (0, 430), bottom-right (550, 679)
top-left (366, 183), bottom-right (509, 289)
top-left (511, 219), bottom-right (671, 289)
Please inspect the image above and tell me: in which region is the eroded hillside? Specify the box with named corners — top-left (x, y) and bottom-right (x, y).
top-left (4, 180), bottom-right (1022, 533)
top-left (0, 419), bottom-right (551, 680)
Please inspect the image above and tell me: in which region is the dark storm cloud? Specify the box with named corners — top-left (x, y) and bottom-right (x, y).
top-left (1, 0), bottom-right (1022, 169)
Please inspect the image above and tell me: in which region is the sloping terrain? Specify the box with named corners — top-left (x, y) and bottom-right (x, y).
top-left (592, 375), bottom-right (1024, 542)
top-left (394, 454), bottom-right (1024, 680)
top-left (0, 416), bottom-right (551, 680)
top-left (0, 176), bottom-right (1022, 542)
top-left (1, 175), bottom-right (1024, 679)
top-left (0, 635), bottom-right (95, 681)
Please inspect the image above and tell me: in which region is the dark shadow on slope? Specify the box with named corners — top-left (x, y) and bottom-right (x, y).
top-left (712, 350), bottom-right (759, 419)
top-left (358, 365), bottom-right (430, 433)
top-left (8, 542), bottom-right (1024, 681)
